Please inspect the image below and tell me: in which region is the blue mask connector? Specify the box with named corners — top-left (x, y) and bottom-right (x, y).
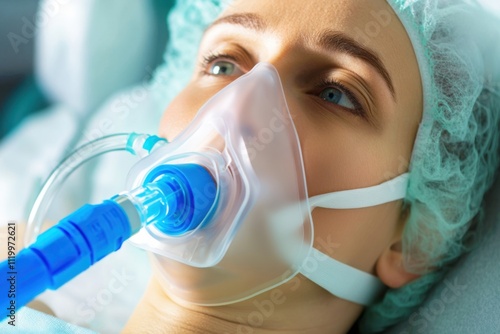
top-left (0, 163), bottom-right (216, 317)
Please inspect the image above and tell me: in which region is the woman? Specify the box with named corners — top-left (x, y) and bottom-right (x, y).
top-left (1, 0), bottom-right (497, 333)
top-left (122, 0), bottom-right (500, 333)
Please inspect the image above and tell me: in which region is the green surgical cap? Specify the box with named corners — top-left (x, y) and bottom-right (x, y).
top-left (388, 0), bottom-right (500, 273)
top-left (362, 1), bottom-right (500, 331)
top-left (152, 0), bottom-right (500, 332)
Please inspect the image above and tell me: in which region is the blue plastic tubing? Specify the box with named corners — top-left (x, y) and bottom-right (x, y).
top-left (2, 201), bottom-right (131, 314)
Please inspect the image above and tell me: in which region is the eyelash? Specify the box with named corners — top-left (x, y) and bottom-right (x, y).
top-left (200, 52), bottom-right (366, 117)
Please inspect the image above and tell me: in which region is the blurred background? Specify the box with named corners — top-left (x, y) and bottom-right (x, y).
top-left (0, 0), bottom-right (43, 140)
top-left (0, 0), bottom-right (172, 141)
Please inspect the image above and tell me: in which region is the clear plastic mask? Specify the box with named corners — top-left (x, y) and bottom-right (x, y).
top-left (126, 63), bottom-right (313, 305)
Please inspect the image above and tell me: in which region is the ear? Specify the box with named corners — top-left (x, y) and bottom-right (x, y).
top-left (375, 211), bottom-right (420, 289)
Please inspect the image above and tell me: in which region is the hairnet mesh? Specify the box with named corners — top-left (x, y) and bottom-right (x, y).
top-left (387, 0), bottom-right (500, 272)
top-left (152, 0), bottom-right (500, 332)
top-left (359, 0), bottom-right (500, 331)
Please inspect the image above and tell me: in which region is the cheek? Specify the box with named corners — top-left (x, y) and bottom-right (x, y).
top-left (291, 112), bottom-right (386, 198)
top-left (159, 84), bottom-right (219, 140)
top-left (159, 93), bottom-right (196, 140)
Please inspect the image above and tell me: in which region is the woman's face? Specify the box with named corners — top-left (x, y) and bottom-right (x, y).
top-left (159, 0), bottom-right (422, 287)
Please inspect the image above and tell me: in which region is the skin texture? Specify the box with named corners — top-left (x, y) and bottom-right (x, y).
top-left (125, 0), bottom-right (422, 332)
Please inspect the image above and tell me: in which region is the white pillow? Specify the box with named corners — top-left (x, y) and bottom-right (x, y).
top-left (35, 0), bottom-right (159, 115)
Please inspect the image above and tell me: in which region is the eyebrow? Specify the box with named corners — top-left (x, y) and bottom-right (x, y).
top-left (207, 13), bottom-right (396, 100)
top-left (318, 32), bottom-right (396, 99)
top-left (208, 13), bottom-right (266, 32)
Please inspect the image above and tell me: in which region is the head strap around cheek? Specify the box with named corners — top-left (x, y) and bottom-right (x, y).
top-left (302, 174), bottom-right (409, 304)
top-left (308, 173), bottom-right (409, 209)
top-left (300, 248), bottom-right (386, 305)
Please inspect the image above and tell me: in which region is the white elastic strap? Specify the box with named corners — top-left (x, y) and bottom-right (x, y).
top-left (308, 173), bottom-right (409, 209)
top-left (300, 248), bottom-right (385, 305)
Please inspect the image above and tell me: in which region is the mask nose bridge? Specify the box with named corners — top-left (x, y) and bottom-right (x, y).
top-left (206, 62), bottom-right (288, 118)
top-left (240, 62), bottom-right (286, 97)
top-left (257, 60), bottom-right (303, 125)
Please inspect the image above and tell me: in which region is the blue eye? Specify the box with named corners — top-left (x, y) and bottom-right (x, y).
top-left (319, 87), bottom-right (356, 110)
top-left (209, 60), bottom-right (236, 76)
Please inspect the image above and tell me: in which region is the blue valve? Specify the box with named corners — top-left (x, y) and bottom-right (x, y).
top-left (144, 164), bottom-right (217, 235)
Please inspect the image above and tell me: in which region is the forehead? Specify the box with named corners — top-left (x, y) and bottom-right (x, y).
top-left (224, 0), bottom-right (387, 33)
top-left (222, 0), bottom-right (397, 41)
